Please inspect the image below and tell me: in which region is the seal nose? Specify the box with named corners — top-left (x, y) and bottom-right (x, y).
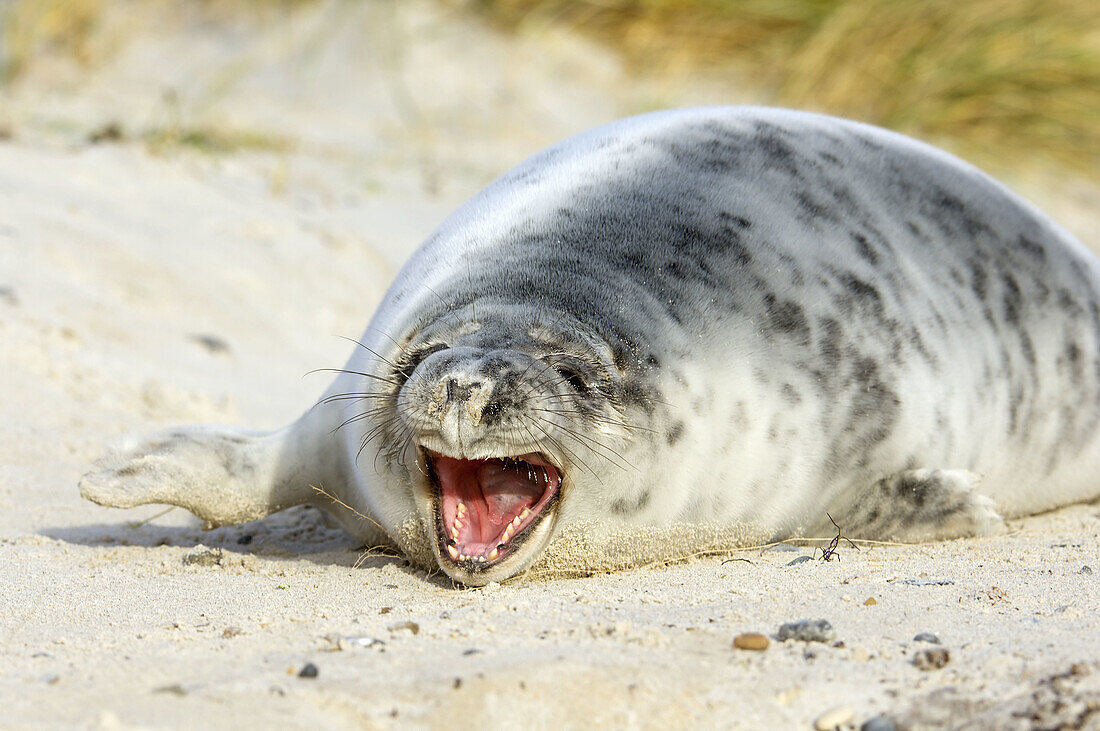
top-left (443, 377), bottom-right (482, 404)
top-left (432, 376), bottom-right (490, 425)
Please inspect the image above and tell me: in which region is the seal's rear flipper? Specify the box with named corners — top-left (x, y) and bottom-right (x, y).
top-left (842, 469), bottom-right (1006, 542)
top-left (79, 425), bottom-right (311, 528)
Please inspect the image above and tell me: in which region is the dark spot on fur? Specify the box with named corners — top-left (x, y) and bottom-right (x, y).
top-left (852, 233), bottom-right (878, 265)
top-left (665, 421), bottom-right (685, 446)
top-left (817, 318), bottom-right (844, 372)
top-left (764, 293), bottom-right (810, 344)
top-left (1002, 272), bottom-right (1022, 326)
top-left (611, 491), bottom-right (651, 515)
top-left (619, 379), bottom-right (657, 415)
top-left (969, 260), bottom-right (989, 301)
top-left (796, 190), bottom-right (837, 223)
top-left (1017, 235), bottom-right (1046, 262)
top-left (781, 383), bottom-right (802, 405)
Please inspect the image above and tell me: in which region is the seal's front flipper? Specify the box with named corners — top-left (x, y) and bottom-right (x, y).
top-left (79, 425), bottom-right (311, 528)
top-left (843, 469), bottom-right (1006, 542)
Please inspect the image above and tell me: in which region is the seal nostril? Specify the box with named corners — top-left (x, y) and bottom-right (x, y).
top-left (442, 378), bottom-right (483, 404)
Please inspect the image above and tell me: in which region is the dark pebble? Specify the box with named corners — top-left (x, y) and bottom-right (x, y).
top-left (88, 122), bottom-right (124, 144)
top-left (1080, 565), bottom-right (1093, 575)
top-left (913, 632), bottom-right (940, 644)
top-left (298, 663), bottom-right (319, 678)
top-left (778, 619), bottom-right (836, 643)
top-left (861, 715), bottom-right (898, 731)
top-left (189, 333), bottom-right (231, 355)
top-left (154, 684), bottom-right (187, 696)
top-left (913, 648), bottom-right (950, 670)
top-left (786, 556), bottom-right (812, 566)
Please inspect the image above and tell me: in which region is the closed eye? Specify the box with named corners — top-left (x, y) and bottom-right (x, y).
top-left (397, 343), bottom-right (448, 383)
top-left (554, 365), bottom-right (589, 395)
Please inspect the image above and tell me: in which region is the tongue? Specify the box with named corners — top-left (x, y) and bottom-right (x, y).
top-left (476, 461), bottom-right (543, 522)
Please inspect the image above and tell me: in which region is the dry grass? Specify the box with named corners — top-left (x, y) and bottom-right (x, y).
top-left (470, 0), bottom-right (1100, 174)
top-left (0, 0), bottom-right (108, 80)
top-left (4, 0), bottom-right (1097, 172)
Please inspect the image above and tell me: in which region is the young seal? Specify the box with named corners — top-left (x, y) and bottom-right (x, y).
top-left (81, 107), bottom-right (1100, 586)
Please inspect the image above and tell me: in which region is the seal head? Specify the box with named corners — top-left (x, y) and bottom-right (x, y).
top-left (375, 304), bottom-right (635, 585)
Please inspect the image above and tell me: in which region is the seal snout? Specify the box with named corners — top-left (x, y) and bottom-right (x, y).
top-left (431, 375), bottom-right (491, 426)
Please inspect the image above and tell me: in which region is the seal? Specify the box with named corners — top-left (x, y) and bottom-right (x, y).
top-left (80, 107), bottom-right (1100, 586)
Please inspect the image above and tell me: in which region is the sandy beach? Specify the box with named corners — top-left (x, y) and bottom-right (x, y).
top-left (2, 2), bottom-right (1099, 728)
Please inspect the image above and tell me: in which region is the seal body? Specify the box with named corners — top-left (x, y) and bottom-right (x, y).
top-left (81, 107), bottom-right (1100, 586)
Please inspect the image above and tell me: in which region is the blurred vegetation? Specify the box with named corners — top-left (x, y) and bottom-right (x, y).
top-left (469, 0), bottom-right (1100, 174)
top-left (3, 0), bottom-right (1097, 172)
top-left (0, 0), bottom-right (107, 80)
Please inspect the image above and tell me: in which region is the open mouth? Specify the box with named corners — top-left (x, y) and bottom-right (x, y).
top-left (424, 450), bottom-right (561, 568)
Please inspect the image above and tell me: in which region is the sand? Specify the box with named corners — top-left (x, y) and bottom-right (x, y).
top-left (2, 2), bottom-right (1098, 728)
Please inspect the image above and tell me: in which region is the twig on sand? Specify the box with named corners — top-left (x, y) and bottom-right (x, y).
top-left (310, 484), bottom-right (385, 532)
top-left (816, 513), bottom-right (859, 562)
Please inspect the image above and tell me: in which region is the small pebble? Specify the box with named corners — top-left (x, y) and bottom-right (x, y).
top-left (336, 636), bottom-right (384, 651)
top-left (814, 705), bottom-right (855, 730)
top-left (298, 663), bottom-right (319, 678)
top-left (189, 333), bottom-right (231, 355)
top-left (41, 673), bottom-right (60, 685)
top-left (777, 619), bottom-right (836, 643)
top-left (733, 633), bottom-right (769, 651)
top-left (388, 621), bottom-right (420, 635)
top-left (860, 715), bottom-right (898, 731)
top-left (786, 556), bottom-right (812, 566)
top-left (913, 648), bottom-right (950, 670)
top-left (864, 597), bottom-right (877, 606)
top-left (913, 632), bottom-right (940, 644)
top-left (153, 684), bottom-right (187, 696)
top-left (182, 547), bottom-right (223, 567)
top-left (222, 626), bottom-right (243, 638)
top-left (1079, 565), bottom-right (1093, 575)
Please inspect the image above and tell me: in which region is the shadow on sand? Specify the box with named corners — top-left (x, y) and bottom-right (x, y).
top-left (38, 505), bottom-right (455, 587)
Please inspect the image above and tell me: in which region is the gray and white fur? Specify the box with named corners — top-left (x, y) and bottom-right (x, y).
top-left (81, 107), bottom-right (1100, 586)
